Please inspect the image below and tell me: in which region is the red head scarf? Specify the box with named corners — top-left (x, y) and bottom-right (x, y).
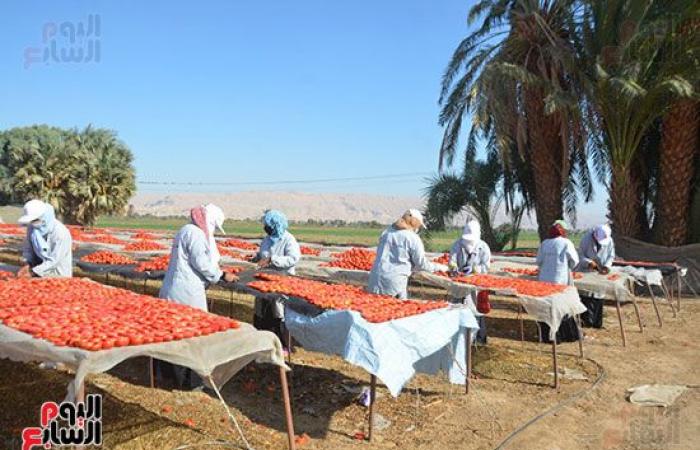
top-left (190, 206), bottom-right (209, 240)
top-left (548, 223), bottom-right (567, 239)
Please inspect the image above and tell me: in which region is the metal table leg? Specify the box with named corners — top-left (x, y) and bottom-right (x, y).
top-left (552, 340), bottom-right (559, 390)
top-left (615, 300), bottom-right (627, 347)
top-left (647, 284), bottom-right (663, 327)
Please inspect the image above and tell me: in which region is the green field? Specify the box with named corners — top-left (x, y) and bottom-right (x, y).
top-left (95, 215), bottom-right (564, 252)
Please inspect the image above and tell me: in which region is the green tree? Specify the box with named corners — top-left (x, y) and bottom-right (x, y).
top-left (438, 0), bottom-right (591, 241)
top-left (576, 0), bottom-right (700, 238)
top-left (0, 125), bottom-right (136, 225)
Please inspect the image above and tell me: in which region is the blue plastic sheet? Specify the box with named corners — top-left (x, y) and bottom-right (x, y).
top-left (285, 305), bottom-right (478, 397)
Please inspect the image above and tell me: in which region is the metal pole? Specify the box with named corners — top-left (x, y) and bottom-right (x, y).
top-left (368, 374), bottom-right (377, 442)
top-left (279, 367), bottom-right (297, 450)
top-left (615, 300), bottom-right (627, 347)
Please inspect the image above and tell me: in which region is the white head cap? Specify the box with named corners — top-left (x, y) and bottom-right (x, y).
top-left (406, 208), bottom-right (426, 229)
top-left (593, 224), bottom-right (612, 245)
top-left (462, 219), bottom-right (481, 244)
top-left (204, 204), bottom-right (226, 234)
top-left (18, 199), bottom-right (48, 225)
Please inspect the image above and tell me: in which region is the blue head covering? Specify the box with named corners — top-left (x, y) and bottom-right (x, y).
top-left (30, 204), bottom-right (56, 261)
top-left (263, 210), bottom-right (288, 243)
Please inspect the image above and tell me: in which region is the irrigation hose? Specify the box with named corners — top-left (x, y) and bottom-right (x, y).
top-left (493, 351), bottom-right (607, 450)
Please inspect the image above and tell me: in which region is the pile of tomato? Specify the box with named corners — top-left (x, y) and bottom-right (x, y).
top-left (135, 255), bottom-right (171, 272)
top-left (300, 246), bottom-right (321, 256)
top-left (0, 278), bottom-right (240, 350)
top-left (452, 274), bottom-right (567, 297)
top-left (322, 248), bottom-right (376, 271)
top-left (222, 265), bottom-right (245, 275)
top-left (132, 231), bottom-right (158, 240)
top-left (502, 267), bottom-right (539, 276)
top-left (0, 270), bottom-right (15, 281)
top-left (217, 246), bottom-right (251, 260)
top-left (0, 224), bottom-right (25, 235)
top-left (433, 253), bottom-right (450, 264)
top-left (81, 234), bottom-right (126, 245)
top-left (123, 240), bottom-right (167, 251)
top-left (248, 273), bottom-right (446, 323)
top-left (219, 238), bottom-right (258, 251)
top-left (81, 251), bottom-right (137, 265)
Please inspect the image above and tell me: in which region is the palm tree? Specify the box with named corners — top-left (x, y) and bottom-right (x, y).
top-left (438, 0), bottom-right (590, 240)
top-left (424, 147), bottom-right (524, 251)
top-left (576, 0), bottom-right (700, 238)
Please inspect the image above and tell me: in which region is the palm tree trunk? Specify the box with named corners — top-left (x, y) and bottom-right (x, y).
top-left (609, 165), bottom-right (642, 238)
top-left (524, 88), bottom-right (564, 240)
top-left (654, 100), bottom-right (699, 246)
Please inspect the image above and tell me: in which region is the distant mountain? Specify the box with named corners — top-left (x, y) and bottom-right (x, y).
top-left (131, 191), bottom-right (426, 224)
top-left (130, 191), bottom-right (604, 228)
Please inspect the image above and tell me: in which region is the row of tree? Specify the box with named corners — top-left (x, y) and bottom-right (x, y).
top-left (427, 0), bottom-right (700, 247)
top-left (0, 125), bottom-right (136, 225)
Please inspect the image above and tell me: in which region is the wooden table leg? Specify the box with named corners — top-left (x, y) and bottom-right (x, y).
top-left (677, 273), bottom-right (682, 311)
top-left (368, 374), bottom-right (377, 442)
top-left (518, 304), bottom-right (524, 345)
top-left (661, 280), bottom-right (677, 317)
top-left (465, 328), bottom-right (472, 394)
top-left (76, 381), bottom-right (86, 450)
top-left (647, 284), bottom-right (663, 327)
top-left (575, 314), bottom-right (584, 358)
top-left (552, 340), bottom-right (559, 391)
top-left (631, 296), bottom-right (644, 333)
top-left (279, 367), bottom-right (296, 450)
top-left (149, 358), bottom-right (155, 388)
top-left (615, 300), bottom-right (627, 347)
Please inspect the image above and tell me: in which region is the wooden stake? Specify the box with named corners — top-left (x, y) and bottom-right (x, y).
top-left (631, 296), bottom-right (644, 333)
top-left (279, 367), bottom-right (296, 450)
top-left (575, 314), bottom-right (584, 358)
top-left (368, 374), bottom-right (377, 442)
top-left (465, 328), bottom-right (472, 394)
top-left (615, 300), bottom-right (627, 347)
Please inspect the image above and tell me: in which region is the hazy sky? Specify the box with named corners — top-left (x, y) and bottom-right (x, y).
top-left (0, 0), bottom-right (606, 225)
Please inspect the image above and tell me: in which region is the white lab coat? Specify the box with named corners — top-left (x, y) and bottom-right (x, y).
top-left (576, 229), bottom-right (615, 271)
top-left (22, 222), bottom-right (72, 277)
top-left (256, 231), bottom-right (301, 275)
top-left (159, 224), bottom-right (223, 311)
top-left (449, 239), bottom-right (491, 274)
top-left (368, 226), bottom-right (436, 299)
top-left (536, 236), bottom-right (579, 285)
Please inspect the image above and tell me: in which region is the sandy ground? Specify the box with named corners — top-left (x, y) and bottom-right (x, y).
top-left (0, 270), bottom-right (698, 450)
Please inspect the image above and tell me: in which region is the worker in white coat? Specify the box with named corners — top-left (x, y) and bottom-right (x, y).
top-left (449, 218), bottom-right (491, 343)
top-left (252, 210), bottom-right (301, 349)
top-left (576, 224), bottom-right (615, 274)
top-left (448, 219), bottom-right (491, 275)
top-left (368, 209), bottom-right (446, 299)
top-left (536, 220), bottom-right (579, 285)
top-left (158, 204), bottom-right (236, 390)
top-left (18, 200), bottom-right (72, 278)
top-left (536, 220), bottom-right (581, 343)
top-left (160, 204), bottom-right (237, 311)
top-left (252, 210), bottom-right (301, 274)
